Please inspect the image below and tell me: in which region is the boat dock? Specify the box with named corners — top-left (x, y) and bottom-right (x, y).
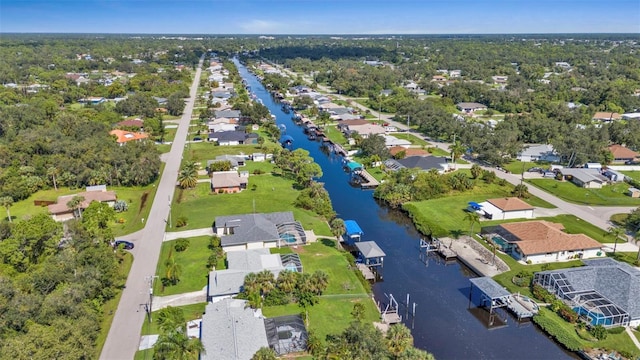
top-left (358, 169), bottom-right (379, 189)
top-left (357, 263), bottom-right (376, 280)
top-left (379, 294), bottom-right (402, 324)
top-left (420, 238), bottom-right (457, 260)
top-left (437, 244), bottom-right (457, 260)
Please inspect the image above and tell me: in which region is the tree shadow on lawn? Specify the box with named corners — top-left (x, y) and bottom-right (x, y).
top-left (320, 238), bottom-right (337, 248)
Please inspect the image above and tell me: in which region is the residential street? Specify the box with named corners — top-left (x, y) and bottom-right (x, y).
top-left (100, 57), bottom-right (204, 360)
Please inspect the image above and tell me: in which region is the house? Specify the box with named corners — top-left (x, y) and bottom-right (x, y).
top-left (152, 97), bottom-right (167, 106)
top-left (343, 123), bottom-right (386, 138)
top-left (622, 113), bottom-right (640, 120)
top-left (516, 144), bottom-right (560, 163)
top-left (608, 144), bottom-right (639, 164)
top-left (592, 112), bottom-right (622, 122)
top-left (628, 188), bottom-right (640, 198)
top-left (211, 155), bottom-right (246, 168)
top-left (486, 221), bottom-right (603, 264)
top-left (208, 123), bottom-right (237, 133)
top-left (210, 171), bottom-right (248, 193)
top-left (533, 258), bottom-right (640, 327)
top-left (208, 131), bottom-right (257, 146)
top-left (384, 156), bottom-right (449, 174)
top-left (584, 162), bottom-right (602, 170)
top-left (456, 102), bottom-right (487, 114)
top-left (449, 70), bottom-right (462, 78)
top-left (383, 134), bottom-right (412, 148)
top-left (380, 89), bottom-right (393, 97)
top-left (492, 75), bottom-right (508, 84)
top-left (200, 299), bottom-right (269, 360)
top-left (355, 241), bottom-right (385, 267)
top-left (251, 153), bottom-right (266, 162)
top-left (478, 197), bottom-right (535, 220)
top-left (207, 248), bottom-right (302, 301)
top-left (48, 187), bottom-right (117, 221)
top-left (109, 129), bottom-right (149, 145)
top-left (78, 97), bottom-right (106, 105)
top-left (213, 212), bottom-right (307, 251)
top-left (558, 168), bottom-right (607, 189)
top-left (431, 75), bottom-right (447, 83)
top-left (214, 109), bottom-right (242, 119)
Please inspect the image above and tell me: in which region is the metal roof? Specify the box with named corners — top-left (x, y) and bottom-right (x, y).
top-left (355, 241), bottom-right (386, 258)
top-left (344, 220), bottom-right (364, 237)
top-left (469, 277), bottom-right (511, 300)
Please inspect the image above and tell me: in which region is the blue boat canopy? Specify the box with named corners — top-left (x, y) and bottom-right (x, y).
top-left (346, 161), bottom-right (363, 171)
top-left (344, 220), bottom-right (364, 238)
top-left (468, 201), bottom-right (482, 210)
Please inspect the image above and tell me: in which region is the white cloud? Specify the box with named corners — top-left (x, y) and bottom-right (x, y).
top-left (239, 19), bottom-right (283, 33)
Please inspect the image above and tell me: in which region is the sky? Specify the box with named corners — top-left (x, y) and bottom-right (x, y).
top-left (1, 0), bottom-right (639, 34)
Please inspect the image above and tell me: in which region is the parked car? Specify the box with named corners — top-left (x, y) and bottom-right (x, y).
top-left (542, 171), bottom-right (556, 178)
top-left (193, 137), bottom-right (202, 141)
top-left (114, 240), bottom-right (134, 250)
top-left (528, 167), bottom-right (543, 173)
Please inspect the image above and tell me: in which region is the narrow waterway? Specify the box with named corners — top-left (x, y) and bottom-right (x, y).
top-left (236, 60), bottom-right (574, 360)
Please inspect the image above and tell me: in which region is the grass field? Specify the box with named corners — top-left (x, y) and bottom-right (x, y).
top-left (502, 161), bottom-right (551, 175)
top-left (181, 142), bottom-right (265, 168)
top-left (168, 171), bottom-right (331, 236)
top-left (294, 240), bottom-right (369, 295)
top-left (528, 179), bottom-right (640, 206)
top-left (622, 171), bottom-right (640, 181)
top-left (323, 125), bottom-right (348, 145)
top-left (6, 181), bottom-right (160, 237)
top-left (154, 236), bottom-right (213, 296)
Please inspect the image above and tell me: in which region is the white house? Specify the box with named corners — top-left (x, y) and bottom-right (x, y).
top-left (489, 221), bottom-right (603, 264)
top-left (516, 144), bottom-right (560, 163)
top-left (478, 197), bottom-right (534, 220)
top-left (214, 212), bottom-right (307, 252)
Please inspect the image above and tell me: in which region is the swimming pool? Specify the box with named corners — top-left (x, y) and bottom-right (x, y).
top-left (492, 236), bottom-right (509, 251)
top-left (280, 233), bottom-right (297, 244)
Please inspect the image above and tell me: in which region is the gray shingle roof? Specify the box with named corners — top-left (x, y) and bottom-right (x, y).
top-left (215, 212), bottom-right (295, 246)
top-left (215, 109), bottom-right (241, 118)
top-left (200, 299), bottom-right (269, 360)
top-left (397, 156), bottom-right (448, 171)
top-left (559, 168), bottom-right (607, 184)
top-left (538, 259), bottom-right (640, 321)
top-left (470, 277), bottom-right (511, 299)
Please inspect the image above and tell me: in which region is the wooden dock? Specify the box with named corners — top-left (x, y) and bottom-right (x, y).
top-left (357, 263), bottom-right (376, 281)
top-left (358, 170), bottom-right (379, 189)
top-left (437, 244), bottom-right (457, 260)
top-left (382, 312), bottom-right (402, 324)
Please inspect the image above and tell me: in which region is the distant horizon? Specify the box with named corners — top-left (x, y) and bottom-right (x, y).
top-left (1, 0), bottom-right (639, 34)
top-left (1, 31), bottom-right (638, 36)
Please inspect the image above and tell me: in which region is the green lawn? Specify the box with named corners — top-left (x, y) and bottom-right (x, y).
top-left (5, 182), bottom-right (159, 237)
top-left (134, 302), bottom-right (207, 360)
top-left (390, 133), bottom-right (429, 146)
top-left (528, 179), bottom-right (640, 206)
top-left (622, 171), bottom-right (640, 181)
top-left (323, 125), bottom-right (348, 145)
top-left (502, 161), bottom-right (549, 175)
top-left (95, 252), bottom-right (133, 358)
top-left (262, 296), bottom-right (379, 345)
top-left (182, 142), bottom-right (264, 168)
top-left (169, 172), bottom-right (331, 236)
top-left (426, 146), bottom-right (450, 157)
top-left (154, 236), bottom-right (213, 296)
top-left (295, 240), bottom-right (368, 295)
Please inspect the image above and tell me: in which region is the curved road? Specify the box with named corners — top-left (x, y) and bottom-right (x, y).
top-left (100, 57), bottom-right (204, 360)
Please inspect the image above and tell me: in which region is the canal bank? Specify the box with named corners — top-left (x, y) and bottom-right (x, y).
top-left (235, 59), bottom-right (575, 360)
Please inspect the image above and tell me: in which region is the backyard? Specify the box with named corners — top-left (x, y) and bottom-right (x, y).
top-left (528, 179), bottom-right (640, 206)
top-left (153, 236), bottom-right (218, 296)
top-left (168, 165), bottom-right (332, 236)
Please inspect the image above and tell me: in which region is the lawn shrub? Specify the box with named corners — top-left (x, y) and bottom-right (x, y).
top-left (589, 325), bottom-right (607, 340)
top-left (174, 238), bottom-right (190, 252)
top-left (531, 283), bottom-right (556, 303)
top-left (558, 306), bottom-right (578, 323)
top-left (606, 327), bottom-right (625, 334)
top-left (175, 216), bottom-right (188, 227)
top-left (533, 312), bottom-right (583, 351)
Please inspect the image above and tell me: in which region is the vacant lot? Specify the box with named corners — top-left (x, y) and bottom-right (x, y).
top-left (528, 179), bottom-right (640, 206)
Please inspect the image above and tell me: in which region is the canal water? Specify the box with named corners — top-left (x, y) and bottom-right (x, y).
top-left (236, 60), bottom-right (574, 359)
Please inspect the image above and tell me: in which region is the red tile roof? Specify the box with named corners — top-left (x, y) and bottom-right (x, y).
top-left (608, 144), bottom-right (639, 159)
top-left (498, 221), bottom-right (602, 255)
top-left (487, 197), bottom-right (534, 211)
top-left (109, 129), bottom-right (149, 143)
top-left (48, 191), bottom-right (117, 214)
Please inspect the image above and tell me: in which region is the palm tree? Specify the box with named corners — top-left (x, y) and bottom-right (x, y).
top-left (470, 164), bottom-right (482, 179)
top-left (66, 195), bottom-right (85, 219)
top-left (330, 217), bottom-right (346, 242)
top-left (256, 269), bottom-right (275, 297)
top-left (0, 196), bottom-right (13, 223)
top-left (448, 140), bottom-right (466, 168)
top-left (464, 211), bottom-right (480, 237)
top-left (512, 184), bottom-right (530, 198)
top-left (386, 323), bottom-right (414, 358)
top-left (351, 302), bottom-right (366, 321)
top-left (310, 270), bottom-right (329, 295)
top-left (153, 329), bottom-right (204, 360)
top-left (607, 226), bottom-right (626, 254)
top-left (164, 250), bottom-right (182, 285)
top-left (243, 272), bottom-right (260, 295)
top-left (178, 162), bottom-right (198, 189)
top-left (276, 270), bottom-right (298, 293)
top-left (47, 166), bottom-right (59, 191)
top-left (251, 347), bottom-right (277, 360)
top-left (156, 306), bottom-right (186, 334)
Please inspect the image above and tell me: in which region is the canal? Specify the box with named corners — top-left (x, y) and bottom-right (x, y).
top-left (236, 60), bottom-right (573, 359)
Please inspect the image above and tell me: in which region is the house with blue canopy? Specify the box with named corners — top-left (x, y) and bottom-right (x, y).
top-left (345, 161), bottom-right (363, 173)
top-left (344, 220), bottom-right (363, 242)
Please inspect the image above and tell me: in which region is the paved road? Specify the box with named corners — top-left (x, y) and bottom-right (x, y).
top-left (100, 57), bottom-right (204, 360)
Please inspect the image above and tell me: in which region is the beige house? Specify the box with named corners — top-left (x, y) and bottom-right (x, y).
top-left (210, 171), bottom-right (248, 193)
top-left (48, 187), bottom-right (117, 221)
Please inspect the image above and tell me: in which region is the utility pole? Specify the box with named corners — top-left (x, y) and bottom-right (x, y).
top-left (145, 275), bottom-right (159, 321)
top-left (168, 195), bottom-right (172, 228)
